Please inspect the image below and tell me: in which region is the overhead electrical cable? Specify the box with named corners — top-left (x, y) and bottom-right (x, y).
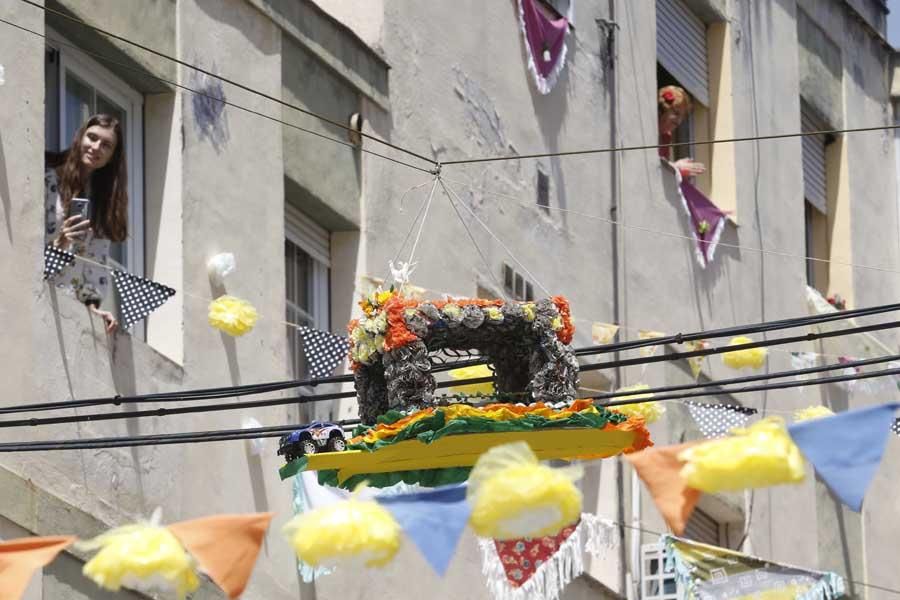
top-left (17, 0), bottom-right (436, 167)
top-left (3, 303), bottom-right (899, 416)
top-left (0, 16), bottom-right (433, 175)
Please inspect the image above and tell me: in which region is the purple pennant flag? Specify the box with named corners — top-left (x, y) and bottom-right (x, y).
top-left (518, 0), bottom-right (570, 94)
top-left (677, 176), bottom-right (728, 268)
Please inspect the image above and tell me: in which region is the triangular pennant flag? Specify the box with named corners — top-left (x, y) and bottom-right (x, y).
top-left (111, 270), bottom-right (176, 328)
top-left (168, 513), bottom-right (273, 599)
top-left (297, 327), bottom-right (351, 379)
top-left (492, 521), bottom-right (579, 588)
top-left (685, 401), bottom-right (757, 439)
top-left (788, 404), bottom-right (898, 511)
top-left (626, 443), bottom-right (702, 535)
top-left (42, 244), bottom-right (76, 280)
top-left (0, 536), bottom-right (75, 600)
top-left (591, 322), bottom-right (619, 345)
top-left (892, 418), bottom-right (900, 437)
top-left (376, 485), bottom-right (470, 576)
top-left (516, 0), bottom-right (570, 95)
top-left (684, 340), bottom-right (707, 380)
top-left (638, 330), bottom-right (666, 358)
top-left (677, 177), bottom-right (728, 268)
top-left (790, 351), bottom-right (818, 380)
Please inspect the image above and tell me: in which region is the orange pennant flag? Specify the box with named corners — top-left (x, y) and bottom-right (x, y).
top-left (0, 536), bottom-right (75, 600)
top-left (625, 443), bottom-right (701, 535)
top-left (169, 513), bottom-right (273, 599)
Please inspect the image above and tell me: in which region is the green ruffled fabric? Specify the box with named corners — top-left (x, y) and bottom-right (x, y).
top-left (348, 406), bottom-right (627, 452)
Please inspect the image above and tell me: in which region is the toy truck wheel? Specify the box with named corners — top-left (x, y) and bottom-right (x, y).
top-left (326, 436), bottom-right (346, 452)
top-left (301, 438), bottom-right (317, 455)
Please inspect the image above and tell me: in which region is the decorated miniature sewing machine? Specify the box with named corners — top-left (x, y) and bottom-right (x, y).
top-left (278, 287), bottom-right (652, 488)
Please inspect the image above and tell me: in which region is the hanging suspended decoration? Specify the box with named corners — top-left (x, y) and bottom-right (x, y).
top-left (467, 441), bottom-right (582, 540)
top-left (448, 363), bottom-right (496, 395)
top-left (206, 252), bottom-right (236, 285)
top-left (0, 536), bottom-right (75, 600)
top-left (208, 295), bottom-right (258, 336)
top-left (788, 403), bottom-right (898, 512)
top-left (111, 269), bottom-right (177, 329)
top-left (670, 165), bottom-right (728, 269)
top-left (626, 443), bottom-right (702, 536)
top-left (282, 400), bottom-right (652, 489)
top-left (282, 489), bottom-right (402, 569)
top-left (516, 0), bottom-right (572, 94)
top-left (793, 405), bottom-right (835, 422)
top-left (663, 535), bottom-right (846, 600)
top-left (678, 417), bottom-right (805, 493)
top-left (637, 330), bottom-right (666, 358)
top-left (684, 400), bottom-right (757, 439)
top-left (590, 322), bottom-right (619, 345)
top-left (683, 340), bottom-right (708, 379)
top-left (611, 384), bottom-right (665, 424)
top-left (721, 336), bottom-right (767, 370)
top-left (79, 517), bottom-right (200, 599)
top-left (478, 513), bottom-right (617, 600)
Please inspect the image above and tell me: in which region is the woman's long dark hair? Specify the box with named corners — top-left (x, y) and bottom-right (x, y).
top-left (48, 114), bottom-right (128, 242)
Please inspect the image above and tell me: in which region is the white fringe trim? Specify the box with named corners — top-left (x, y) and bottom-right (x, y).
top-left (517, 0), bottom-right (569, 95)
top-left (478, 515), bottom-right (616, 600)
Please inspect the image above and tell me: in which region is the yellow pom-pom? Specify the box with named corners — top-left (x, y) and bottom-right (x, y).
top-left (794, 405), bottom-right (835, 422)
top-left (678, 417), bottom-right (805, 493)
top-left (283, 498), bottom-right (401, 568)
top-left (80, 524), bottom-right (199, 599)
top-left (208, 295), bottom-right (258, 337)
top-left (722, 336), bottom-right (767, 370)
top-left (613, 384), bottom-right (664, 424)
top-left (448, 364), bottom-right (495, 395)
top-left (468, 442), bottom-right (582, 540)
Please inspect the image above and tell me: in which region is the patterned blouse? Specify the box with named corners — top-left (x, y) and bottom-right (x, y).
top-left (44, 169), bottom-right (110, 306)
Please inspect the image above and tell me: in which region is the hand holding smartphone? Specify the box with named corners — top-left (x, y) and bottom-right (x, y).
top-left (68, 197), bottom-right (91, 221)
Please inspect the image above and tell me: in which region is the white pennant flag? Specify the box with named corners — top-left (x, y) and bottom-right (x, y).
top-left (638, 330), bottom-right (665, 358)
top-left (591, 323), bottom-right (619, 345)
top-left (790, 352), bottom-right (818, 380)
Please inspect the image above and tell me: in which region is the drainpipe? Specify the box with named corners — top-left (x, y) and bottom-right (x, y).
top-left (598, 3), bottom-right (634, 599)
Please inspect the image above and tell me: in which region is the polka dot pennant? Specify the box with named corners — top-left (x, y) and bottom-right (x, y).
top-left (43, 244), bottom-right (76, 280)
top-left (297, 326), bottom-right (351, 379)
top-left (892, 418), bottom-right (900, 437)
top-left (685, 400), bottom-right (758, 439)
top-left (111, 269), bottom-right (176, 329)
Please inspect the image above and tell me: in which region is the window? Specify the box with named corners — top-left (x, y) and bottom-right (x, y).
top-left (684, 508), bottom-right (723, 546)
top-left (537, 169), bottom-right (550, 212)
top-left (285, 203), bottom-right (330, 380)
top-left (45, 32), bottom-right (144, 281)
top-left (801, 103), bottom-right (831, 294)
top-left (640, 543), bottom-right (679, 600)
top-left (502, 263), bottom-right (535, 301)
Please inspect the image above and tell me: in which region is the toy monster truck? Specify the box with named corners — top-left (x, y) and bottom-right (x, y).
top-left (277, 421), bottom-right (347, 463)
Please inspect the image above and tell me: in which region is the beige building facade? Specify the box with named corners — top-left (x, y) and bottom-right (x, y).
top-left (0, 0), bottom-right (899, 598)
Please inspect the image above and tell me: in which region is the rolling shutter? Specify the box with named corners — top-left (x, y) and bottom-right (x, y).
top-left (801, 106), bottom-right (828, 214)
top-left (285, 202), bottom-right (330, 267)
top-left (657, 0), bottom-right (709, 106)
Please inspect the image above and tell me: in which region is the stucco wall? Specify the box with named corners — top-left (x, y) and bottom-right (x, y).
top-left (1, 0), bottom-right (898, 598)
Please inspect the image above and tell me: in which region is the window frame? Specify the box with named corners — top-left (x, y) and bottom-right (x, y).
top-left (640, 543), bottom-right (681, 600)
top-left (284, 207), bottom-right (330, 382)
top-left (48, 28), bottom-right (145, 282)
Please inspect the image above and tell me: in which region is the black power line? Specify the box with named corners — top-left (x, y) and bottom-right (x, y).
top-left (18, 0), bottom-right (436, 168)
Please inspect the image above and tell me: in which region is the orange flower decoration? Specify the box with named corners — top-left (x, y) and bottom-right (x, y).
top-left (551, 296), bottom-right (575, 345)
top-left (383, 296), bottom-right (420, 351)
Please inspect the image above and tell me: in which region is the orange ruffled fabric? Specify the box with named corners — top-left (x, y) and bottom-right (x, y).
top-left (350, 399), bottom-right (653, 452)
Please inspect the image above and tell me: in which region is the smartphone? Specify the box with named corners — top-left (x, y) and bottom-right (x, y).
top-left (68, 198), bottom-right (91, 221)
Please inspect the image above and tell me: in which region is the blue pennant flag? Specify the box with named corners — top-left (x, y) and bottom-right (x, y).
top-left (789, 403), bottom-right (898, 512)
top-left (377, 485), bottom-right (470, 576)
